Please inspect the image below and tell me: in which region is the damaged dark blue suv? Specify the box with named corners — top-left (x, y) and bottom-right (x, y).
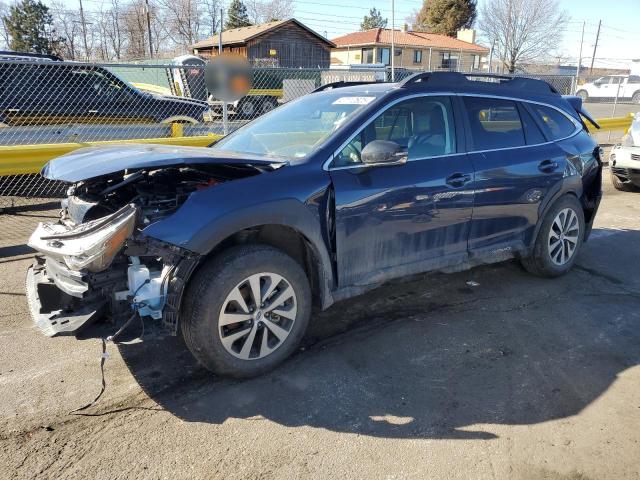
top-left (27, 72), bottom-right (603, 377)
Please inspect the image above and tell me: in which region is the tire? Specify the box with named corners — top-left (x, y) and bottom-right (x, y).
top-left (260, 97), bottom-right (277, 114)
top-left (611, 172), bottom-right (637, 191)
top-left (181, 244), bottom-right (312, 378)
top-left (632, 91), bottom-right (640, 104)
top-left (576, 90), bottom-right (589, 102)
top-left (238, 97), bottom-right (258, 119)
top-left (521, 195), bottom-right (585, 278)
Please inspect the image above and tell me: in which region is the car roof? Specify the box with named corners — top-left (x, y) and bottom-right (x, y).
top-left (316, 72), bottom-right (560, 101)
top-left (0, 50), bottom-right (62, 62)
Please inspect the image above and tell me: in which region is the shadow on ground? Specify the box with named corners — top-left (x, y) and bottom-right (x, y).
top-left (79, 227), bottom-right (640, 440)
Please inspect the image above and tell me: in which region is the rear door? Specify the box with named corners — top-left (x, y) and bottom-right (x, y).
top-left (461, 96), bottom-right (566, 257)
top-left (329, 94), bottom-right (474, 287)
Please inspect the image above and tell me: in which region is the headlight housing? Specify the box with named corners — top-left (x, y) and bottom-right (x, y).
top-left (28, 204), bottom-right (137, 272)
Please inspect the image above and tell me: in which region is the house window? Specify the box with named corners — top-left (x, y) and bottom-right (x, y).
top-left (473, 55), bottom-right (480, 70)
top-left (376, 47), bottom-right (390, 66)
top-left (441, 52), bottom-right (459, 70)
top-left (413, 50), bottom-right (422, 64)
top-left (362, 48), bottom-right (375, 64)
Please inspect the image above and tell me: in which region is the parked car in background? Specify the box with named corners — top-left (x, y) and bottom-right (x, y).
top-left (0, 51), bottom-right (210, 127)
top-left (26, 72), bottom-right (602, 378)
top-left (609, 113), bottom-right (640, 191)
top-left (576, 75), bottom-right (640, 103)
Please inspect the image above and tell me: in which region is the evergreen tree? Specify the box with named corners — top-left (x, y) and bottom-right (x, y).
top-left (225, 0), bottom-right (252, 29)
top-left (360, 7), bottom-right (387, 30)
top-left (414, 0), bottom-right (476, 37)
top-left (2, 0), bottom-right (60, 54)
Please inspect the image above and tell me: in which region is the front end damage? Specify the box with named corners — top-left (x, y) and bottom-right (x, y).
top-left (26, 152), bottom-right (273, 336)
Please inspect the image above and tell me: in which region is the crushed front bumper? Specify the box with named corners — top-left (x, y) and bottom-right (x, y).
top-left (26, 258), bottom-right (107, 336)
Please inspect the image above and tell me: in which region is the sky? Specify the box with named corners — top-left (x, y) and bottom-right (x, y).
top-left (51, 0), bottom-right (640, 69)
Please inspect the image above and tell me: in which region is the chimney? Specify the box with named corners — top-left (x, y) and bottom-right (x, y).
top-left (402, 23), bottom-right (408, 33)
top-left (457, 28), bottom-right (476, 44)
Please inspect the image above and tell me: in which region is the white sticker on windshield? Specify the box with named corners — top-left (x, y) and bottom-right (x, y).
top-left (332, 96), bottom-right (375, 105)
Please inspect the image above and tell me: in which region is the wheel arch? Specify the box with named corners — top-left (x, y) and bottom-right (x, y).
top-left (529, 182), bottom-right (583, 251)
top-left (200, 223), bottom-right (333, 310)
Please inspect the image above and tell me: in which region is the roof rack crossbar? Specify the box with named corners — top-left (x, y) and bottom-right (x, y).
top-left (313, 81), bottom-right (378, 93)
top-left (398, 71), bottom-right (557, 94)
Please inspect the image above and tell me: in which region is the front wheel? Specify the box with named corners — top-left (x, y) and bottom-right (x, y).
top-left (632, 91), bottom-right (640, 104)
top-left (521, 195), bottom-right (585, 278)
top-left (181, 244), bottom-right (312, 378)
top-left (611, 172), bottom-right (637, 191)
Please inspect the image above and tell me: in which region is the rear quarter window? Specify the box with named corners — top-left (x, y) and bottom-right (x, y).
top-left (529, 104), bottom-right (577, 140)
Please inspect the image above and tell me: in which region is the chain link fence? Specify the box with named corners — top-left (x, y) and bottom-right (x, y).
top-left (1, 58), bottom-right (637, 212)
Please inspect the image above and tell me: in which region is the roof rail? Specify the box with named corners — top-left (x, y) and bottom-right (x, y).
top-left (313, 81), bottom-right (378, 93)
top-left (398, 71), bottom-right (558, 94)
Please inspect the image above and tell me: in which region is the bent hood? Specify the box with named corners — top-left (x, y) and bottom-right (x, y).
top-left (42, 144), bottom-right (286, 182)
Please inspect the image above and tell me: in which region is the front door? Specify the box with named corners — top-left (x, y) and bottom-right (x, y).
top-left (329, 95), bottom-right (474, 287)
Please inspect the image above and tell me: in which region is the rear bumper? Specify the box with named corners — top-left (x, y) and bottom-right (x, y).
top-left (26, 258), bottom-right (106, 336)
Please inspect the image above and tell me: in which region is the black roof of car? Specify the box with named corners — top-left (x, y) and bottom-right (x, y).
top-left (316, 72), bottom-right (559, 98)
top-left (0, 51), bottom-right (63, 62)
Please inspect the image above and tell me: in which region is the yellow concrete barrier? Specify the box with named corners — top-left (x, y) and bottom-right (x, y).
top-left (0, 134), bottom-right (222, 176)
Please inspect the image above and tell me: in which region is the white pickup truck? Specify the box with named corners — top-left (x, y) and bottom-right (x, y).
top-left (576, 75), bottom-right (640, 103)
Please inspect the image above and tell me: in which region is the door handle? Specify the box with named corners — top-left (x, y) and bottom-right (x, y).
top-left (538, 159), bottom-right (559, 173)
top-left (446, 172), bottom-right (472, 188)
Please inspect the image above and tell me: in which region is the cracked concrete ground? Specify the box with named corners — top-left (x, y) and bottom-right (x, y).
top-left (0, 169), bottom-right (639, 480)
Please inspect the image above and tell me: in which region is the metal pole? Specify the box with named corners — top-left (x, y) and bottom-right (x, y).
top-left (391, 0), bottom-right (395, 81)
top-left (78, 0), bottom-right (89, 60)
top-left (574, 21), bottom-right (585, 94)
top-left (220, 8), bottom-right (228, 135)
top-left (145, 0), bottom-right (153, 58)
top-left (608, 80), bottom-right (621, 142)
top-left (428, 47), bottom-right (432, 71)
top-left (589, 20), bottom-right (601, 74)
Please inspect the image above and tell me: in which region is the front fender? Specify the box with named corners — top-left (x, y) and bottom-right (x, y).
top-left (142, 165), bottom-right (335, 302)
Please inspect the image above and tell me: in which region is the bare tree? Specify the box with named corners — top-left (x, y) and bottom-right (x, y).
top-left (95, 0), bottom-right (124, 60)
top-left (478, 0), bottom-right (568, 73)
top-left (50, 2), bottom-right (82, 59)
top-left (246, 0), bottom-right (293, 24)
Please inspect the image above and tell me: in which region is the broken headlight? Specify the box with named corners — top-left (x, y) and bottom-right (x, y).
top-left (28, 204), bottom-right (137, 272)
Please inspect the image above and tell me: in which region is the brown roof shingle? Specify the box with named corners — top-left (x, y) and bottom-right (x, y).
top-left (192, 18), bottom-right (335, 49)
top-left (332, 28), bottom-right (488, 53)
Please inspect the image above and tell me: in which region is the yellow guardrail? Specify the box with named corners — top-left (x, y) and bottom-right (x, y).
top-left (0, 113), bottom-right (636, 178)
top-left (591, 113), bottom-right (634, 133)
top-left (0, 133), bottom-right (222, 176)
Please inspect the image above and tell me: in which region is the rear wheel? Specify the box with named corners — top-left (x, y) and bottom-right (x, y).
top-left (521, 195), bottom-right (585, 277)
top-left (238, 97), bottom-right (258, 119)
top-left (181, 244), bottom-right (312, 378)
top-left (576, 90), bottom-right (589, 102)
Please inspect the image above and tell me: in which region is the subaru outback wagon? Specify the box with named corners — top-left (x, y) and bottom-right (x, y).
top-left (27, 72), bottom-right (603, 378)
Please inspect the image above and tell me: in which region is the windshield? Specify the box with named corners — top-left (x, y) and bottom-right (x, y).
top-left (212, 91), bottom-right (383, 161)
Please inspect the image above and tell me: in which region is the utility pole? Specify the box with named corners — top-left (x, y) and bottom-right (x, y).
top-left (576, 21), bottom-right (585, 77)
top-left (589, 19), bottom-right (601, 74)
top-left (145, 0), bottom-right (153, 58)
top-left (390, 0), bottom-right (395, 81)
top-left (78, 0), bottom-right (89, 60)
top-left (220, 7), bottom-right (228, 135)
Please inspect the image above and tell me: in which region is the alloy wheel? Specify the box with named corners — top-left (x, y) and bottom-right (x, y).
top-left (548, 208), bottom-right (580, 266)
top-left (218, 272), bottom-right (297, 360)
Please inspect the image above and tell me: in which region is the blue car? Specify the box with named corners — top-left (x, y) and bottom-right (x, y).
top-left (26, 72), bottom-right (603, 377)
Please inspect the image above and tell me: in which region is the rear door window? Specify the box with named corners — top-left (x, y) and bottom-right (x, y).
top-left (528, 104), bottom-right (577, 140)
top-left (462, 97), bottom-right (526, 151)
top-left (517, 103), bottom-right (546, 145)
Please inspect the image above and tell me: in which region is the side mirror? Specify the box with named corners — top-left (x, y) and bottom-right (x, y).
top-left (361, 140), bottom-right (407, 166)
